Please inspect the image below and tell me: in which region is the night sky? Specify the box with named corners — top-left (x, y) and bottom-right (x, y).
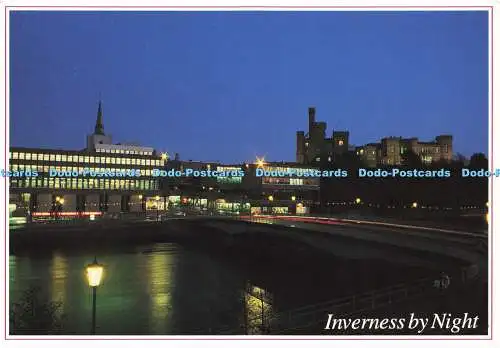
top-left (10, 11), bottom-right (488, 163)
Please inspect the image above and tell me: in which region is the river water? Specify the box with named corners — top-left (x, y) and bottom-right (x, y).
top-left (10, 243), bottom-right (269, 334)
top-left (9, 232), bottom-right (447, 335)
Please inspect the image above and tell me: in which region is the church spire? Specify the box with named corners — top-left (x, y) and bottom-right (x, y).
top-left (94, 100), bottom-right (105, 135)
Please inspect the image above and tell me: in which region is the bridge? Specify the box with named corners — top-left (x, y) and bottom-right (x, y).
top-left (180, 214), bottom-right (487, 334)
top-left (11, 214), bottom-right (488, 335)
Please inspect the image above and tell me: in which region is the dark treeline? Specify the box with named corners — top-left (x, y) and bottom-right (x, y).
top-left (319, 152), bottom-right (489, 208)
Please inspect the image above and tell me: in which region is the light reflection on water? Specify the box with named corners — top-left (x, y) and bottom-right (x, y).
top-left (245, 285), bottom-right (274, 334)
top-left (9, 243), bottom-right (272, 334)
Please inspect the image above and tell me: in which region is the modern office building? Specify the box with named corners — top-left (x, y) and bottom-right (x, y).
top-left (158, 158), bottom-right (320, 215)
top-left (243, 161), bottom-right (320, 215)
top-left (356, 135), bottom-right (453, 167)
top-left (296, 107), bottom-right (350, 165)
top-left (9, 102), bottom-right (167, 219)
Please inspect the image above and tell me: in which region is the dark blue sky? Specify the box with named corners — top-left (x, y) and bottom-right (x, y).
top-left (10, 11), bottom-right (488, 163)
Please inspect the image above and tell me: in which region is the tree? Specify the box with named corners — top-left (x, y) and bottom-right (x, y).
top-left (469, 153), bottom-right (488, 169)
top-left (10, 286), bottom-right (65, 335)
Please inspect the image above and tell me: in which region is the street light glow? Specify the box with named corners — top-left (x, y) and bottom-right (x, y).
top-left (268, 195), bottom-right (274, 201)
top-left (86, 259), bottom-right (104, 287)
top-left (291, 196), bottom-right (296, 201)
top-left (412, 202), bottom-right (418, 208)
top-left (355, 198), bottom-right (361, 204)
top-left (255, 156), bottom-right (266, 168)
top-left (160, 153), bottom-right (169, 161)
top-left (155, 195), bottom-right (160, 201)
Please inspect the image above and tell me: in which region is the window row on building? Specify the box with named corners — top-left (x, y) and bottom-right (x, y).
top-left (10, 152), bottom-right (164, 167)
top-left (262, 177), bottom-right (318, 186)
top-left (95, 148), bottom-right (153, 155)
top-left (10, 177), bottom-right (159, 191)
top-left (10, 164), bottom-right (162, 177)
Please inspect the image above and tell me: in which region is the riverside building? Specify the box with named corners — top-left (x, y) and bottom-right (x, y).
top-left (9, 101), bottom-right (167, 219)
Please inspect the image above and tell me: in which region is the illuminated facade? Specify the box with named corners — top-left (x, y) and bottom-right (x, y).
top-left (296, 107), bottom-right (350, 164)
top-left (356, 135), bottom-right (453, 167)
top-left (244, 162), bottom-right (320, 215)
top-left (9, 102), bottom-right (166, 218)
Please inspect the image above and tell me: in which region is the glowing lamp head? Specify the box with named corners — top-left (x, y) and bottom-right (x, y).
top-left (86, 258), bottom-right (103, 287)
top-left (255, 157), bottom-right (266, 168)
top-left (160, 153), bottom-right (169, 161)
top-left (268, 195), bottom-right (274, 202)
top-left (155, 195), bottom-right (160, 201)
top-left (355, 198), bottom-right (361, 204)
top-left (412, 202), bottom-right (418, 208)
top-left (291, 196), bottom-right (296, 201)
top-left (55, 196), bottom-right (61, 203)
top-left (59, 198), bottom-right (65, 205)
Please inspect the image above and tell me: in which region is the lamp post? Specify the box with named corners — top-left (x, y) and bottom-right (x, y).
top-left (86, 257), bottom-right (104, 334)
top-left (55, 196), bottom-right (64, 220)
top-left (155, 195), bottom-right (161, 221)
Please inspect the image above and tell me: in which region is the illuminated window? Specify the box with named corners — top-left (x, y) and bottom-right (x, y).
top-left (25, 153), bottom-right (31, 160)
top-left (110, 157), bottom-right (115, 164)
top-left (305, 143), bottom-right (309, 147)
top-left (146, 159), bottom-right (151, 166)
top-left (38, 153), bottom-right (43, 161)
top-left (12, 164), bottom-right (18, 171)
top-left (12, 152), bottom-right (18, 159)
top-left (131, 158), bottom-right (136, 165)
top-left (126, 158), bottom-right (131, 165)
top-left (55, 154), bottom-right (61, 162)
top-left (89, 156), bottom-right (94, 163)
top-left (19, 152), bottom-right (25, 160)
top-left (61, 154), bottom-right (67, 162)
top-left (78, 156), bottom-right (83, 162)
top-left (106, 157), bottom-right (111, 164)
top-left (316, 157), bottom-right (320, 162)
top-left (50, 154), bottom-right (56, 161)
top-left (141, 159), bottom-right (146, 166)
top-left (83, 156), bottom-right (89, 163)
top-left (43, 154), bottom-right (49, 161)
top-left (338, 140), bottom-right (344, 146)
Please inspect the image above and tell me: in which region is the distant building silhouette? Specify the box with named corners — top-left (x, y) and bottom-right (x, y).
top-left (296, 107), bottom-right (349, 164)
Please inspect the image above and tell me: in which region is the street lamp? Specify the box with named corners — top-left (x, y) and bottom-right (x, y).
top-left (155, 196), bottom-right (161, 221)
top-left (85, 257), bottom-right (104, 334)
top-left (291, 196), bottom-right (296, 201)
top-left (55, 196), bottom-right (64, 220)
top-left (355, 197), bottom-right (361, 204)
top-left (412, 202), bottom-right (418, 208)
top-left (268, 195), bottom-right (274, 202)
